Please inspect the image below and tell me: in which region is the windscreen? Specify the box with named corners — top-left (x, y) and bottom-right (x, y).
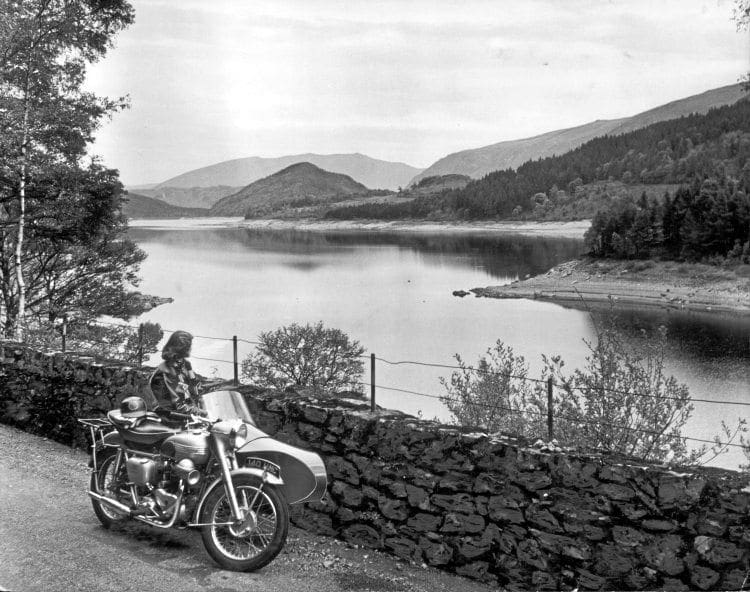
top-left (201, 390), bottom-right (256, 426)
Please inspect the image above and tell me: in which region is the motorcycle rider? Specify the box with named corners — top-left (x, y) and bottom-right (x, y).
top-left (150, 330), bottom-right (207, 418)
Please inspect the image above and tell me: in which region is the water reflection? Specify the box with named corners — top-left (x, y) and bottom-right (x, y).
top-left (130, 227), bottom-right (585, 280)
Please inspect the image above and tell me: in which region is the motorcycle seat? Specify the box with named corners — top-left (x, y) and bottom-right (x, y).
top-left (107, 410), bottom-right (179, 445)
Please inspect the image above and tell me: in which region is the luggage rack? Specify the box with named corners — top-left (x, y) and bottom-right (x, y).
top-left (77, 417), bottom-right (115, 471)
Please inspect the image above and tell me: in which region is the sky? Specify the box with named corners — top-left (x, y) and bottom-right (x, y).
top-left (84, 0), bottom-right (750, 186)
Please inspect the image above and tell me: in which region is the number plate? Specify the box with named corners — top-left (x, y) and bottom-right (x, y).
top-left (245, 457), bottom-right (281, 479)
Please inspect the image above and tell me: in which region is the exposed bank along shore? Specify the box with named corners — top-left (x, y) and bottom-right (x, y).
top-left (471, 259), bottom-right (750, 316)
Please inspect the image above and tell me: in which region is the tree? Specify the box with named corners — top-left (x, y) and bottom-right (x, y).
top-left (242, 322), bottom-right (366, 393)
top-left (0, 0), bottom-right (135, 338)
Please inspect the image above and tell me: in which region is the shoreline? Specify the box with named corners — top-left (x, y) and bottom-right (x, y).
top-left (471, 259), bottom-right (750, 316)
top-left (129, 216), bottom-right (591, 239)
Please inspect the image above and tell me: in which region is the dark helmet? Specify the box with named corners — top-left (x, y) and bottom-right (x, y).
top-left (162, 330), bottom-right (193, 361)
top-left (120, 396), bottom-right (147, 418)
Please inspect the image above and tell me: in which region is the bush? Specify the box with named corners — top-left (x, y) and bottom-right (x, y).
top-left (242, 322), bottom-right (365, 393)
top-left (441, 324), bottom-right (697, 464)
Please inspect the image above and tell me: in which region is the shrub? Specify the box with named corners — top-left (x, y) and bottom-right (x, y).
top-left (242, 322), bottom-right (365, 393)
top-left (441, 324), bottom-right (697, 464)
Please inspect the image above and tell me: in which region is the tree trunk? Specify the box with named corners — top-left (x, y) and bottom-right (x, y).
top-left (12, 69), bottom-right (31, 342)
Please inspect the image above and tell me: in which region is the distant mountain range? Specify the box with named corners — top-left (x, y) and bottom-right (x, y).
top-left (209, 162), bottom-right (370, 217)
top-left (408, 83), bottom-right (747, 185)
top-left (123, 192), bottom-right (209, 218)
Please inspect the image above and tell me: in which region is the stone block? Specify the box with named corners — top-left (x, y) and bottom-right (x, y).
top-left (342, 524), bottom-right (382, 549)
top-left (640, 534), bottom-right (685, 576)
top-left (430, 493), bottom-right (474, 514)
top-left (575, 568), bottom-right (606, 591)
top-left (326, 456), bottom-right (360, 485)
top-left (525, 504), bottom-right (562, 533)
top-left (531, 570), bottom-right (559, 590)
top-left (405, 484), bottom-right (430, 510)
top-left (406, 513), bottom-right (441, 533)
top-left (658, 474), bottom-right (706, 509)
top-left (455, 561), bottom-right (491, 581)
top-left (516, 539), bottom-right (548, 571)
top-left (689, 564), bottom-right (720, 591)
top-left (378, 497), bottom-right (409, 521)
top-left (612, 525), bottom-right (648, 548)
top-left (439, 512), bottom-right (485, 535)
top-left (384, 537), bottom-right (420, 561)
top-left (419, 537), bottom-right (453, 566)
top-left (593, 544), bottom-right (634, 577)
top-left (330, 480), bottom-right (363, 507)
top-left (515, 471), bottom-right (552, 492)
top-left (458, 537), bottom-right (491, 560)
top-left (693, 536), bottom-right (743, 566)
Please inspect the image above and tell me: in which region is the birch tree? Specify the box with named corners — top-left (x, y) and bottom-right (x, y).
top-left (0, 0), bottom-right (134, 338)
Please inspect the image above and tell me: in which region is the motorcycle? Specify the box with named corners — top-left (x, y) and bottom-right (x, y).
top-left (78, 390), bottom-right (327, 571)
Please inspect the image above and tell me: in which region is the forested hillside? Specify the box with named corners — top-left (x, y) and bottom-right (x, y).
top-left (328, 99), bottom-right (750, 222)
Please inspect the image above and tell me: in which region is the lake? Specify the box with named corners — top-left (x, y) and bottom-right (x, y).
top-left (128, 219), bottom-right (750, 470)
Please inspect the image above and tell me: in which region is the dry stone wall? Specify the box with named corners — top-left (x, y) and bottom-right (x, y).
top-left (0, 345), bottom-right (748, 591)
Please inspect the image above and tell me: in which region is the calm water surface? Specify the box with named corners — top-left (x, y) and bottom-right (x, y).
top-left (129, 221), bottom-right (750, 470)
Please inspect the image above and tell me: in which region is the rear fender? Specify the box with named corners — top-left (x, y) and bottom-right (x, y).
top-left (88, 431), bottom-right (123, 468)
top-left (237, 437), bottom-right (327, 504)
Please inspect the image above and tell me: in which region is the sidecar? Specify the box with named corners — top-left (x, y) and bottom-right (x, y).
top-left (201, 390), bottom-right (327, 504)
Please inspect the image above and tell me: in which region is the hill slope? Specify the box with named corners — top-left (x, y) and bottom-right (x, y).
top-left (123, 192), bottom-right (209, 219)
top-left (209, 162), bottom-right (370, 217)
top-left (410, 83), bottom-right (746, 185)
top-left (155, 153), bottom-right (422, 193)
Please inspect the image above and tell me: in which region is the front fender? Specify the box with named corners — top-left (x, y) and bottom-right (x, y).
top-left (195, 468), bottom-right (285, 520)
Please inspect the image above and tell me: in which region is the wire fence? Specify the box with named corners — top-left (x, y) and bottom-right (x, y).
top-left (13, 318), bottom-right (750, 454)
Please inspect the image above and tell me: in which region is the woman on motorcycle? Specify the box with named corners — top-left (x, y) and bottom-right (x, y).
top-left (150, 330), bottom-right (207, 417)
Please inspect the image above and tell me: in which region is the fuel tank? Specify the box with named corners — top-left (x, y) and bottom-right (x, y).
top-left (161, 431), bottom-right (210, 465)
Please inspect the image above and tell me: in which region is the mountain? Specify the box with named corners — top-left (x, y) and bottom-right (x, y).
top-left (123, 192), bottom-right (209, 219)
top-left (409, 83), bottom-right (747, 185)
top-left (153, 153), bottom-right (422, 194)
top-left (209, 162), bottom-right (371, 217)
top-left (133, 185), bottom-right (243, 209)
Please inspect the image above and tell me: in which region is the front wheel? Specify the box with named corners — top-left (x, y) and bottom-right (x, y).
top-left (199, 474), bottom-right (289, 572)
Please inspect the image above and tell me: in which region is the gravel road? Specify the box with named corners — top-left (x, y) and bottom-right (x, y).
top-left (0, 423), bottom-right (493, 592)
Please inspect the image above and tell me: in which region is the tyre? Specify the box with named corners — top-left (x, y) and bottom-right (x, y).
top-left (90, 448), bottom-right (130, 528)
top-left (199, 474), bottom-right (289, 572)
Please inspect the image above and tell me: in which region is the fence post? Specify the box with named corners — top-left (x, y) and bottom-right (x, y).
top-left (233, 335), bottom-right (239, 386)
top-left (61, 314), bottom-right (67, 352)
top-left (370, 353), bottom-right (376, 412)
top-left (547, 376), bottom-right (554, 441)
top-left (137, 324), bottom-right (144, 367)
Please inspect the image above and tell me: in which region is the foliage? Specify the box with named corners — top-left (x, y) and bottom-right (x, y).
top-left (585, 177), bottom-right (750, 261)
top-left (0, 0), bottom-right (137, 337)
top-left (441, 325), bottom-right (699, 464)
top-left (326, 100), bottom-right (750, 222)
top-left (440, 342), bottom-right (540, 435)
top-left (24, 319), bottom-right (162, 365)
top-left (242, 322), bottom-right (366, 393)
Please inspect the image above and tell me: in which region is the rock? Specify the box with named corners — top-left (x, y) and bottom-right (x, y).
top-left (326, 457), bottom-right (360, 485)
top-left (640, 534), bottom-right (685, 576)
top-left (430, 493), bottom-right (475, 514)
top-left (597, 482), bottom-right (635, 501)
top-left (341, 524), bottom-right (381, 549)
top-left (612, 525), bottom-right (648, 548)
top-left (382, 478), bottom-right (407, 498)
top-left (594, 544), bottom-right (634, 576)
top-left (693, 536), bottom-right (743, 566)
top-left (384, 537), bottom-right (420, 561)
top-left (515, 471), bottom-right (552, 492)
top-left (458, 537), bottom-right (492, 560)
top-left (419, 537), bottom-right (453, 566)
top-left (525, 504), bottom-right (562, 533)
top-left (658, 474), bottom-right (706, 509)
top-left (455, 561), bottom-right (491, 581)
top-left (575, 568), bottom-right (606, 591)
top-left (404, 484), bottom-right (431, 510)
top-left (488, 506), bottom-right (524, 524)
top-left (531, 570), bottom-right (558, 590)
top-left (516, 539), bottom-right (548, 571)
top-left (722, 568), bottom-right (750, 591)
top-left (378, 497), bottom-right (409, 521)
top-left (689, 564), bottom-right (720, 590)
top-left (330, 480), bottom-right (363, 507)
top-left (452, 290), bottom-right (470, 298)
top-left (439, 512), bottom-right (485, 534)
top-left (642, 519), bottom-right (678, 532)
top-left (661, 577), bottom-right (690, 590)
top-left (406, 513), bottom-right (441, 533)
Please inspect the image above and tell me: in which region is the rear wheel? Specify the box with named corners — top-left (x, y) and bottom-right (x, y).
top-left (91, 448), bottom-right (130, 528)
top-left (199, 474), bottom-right (289, 571)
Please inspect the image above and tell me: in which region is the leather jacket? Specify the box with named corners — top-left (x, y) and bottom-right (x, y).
top-left (150, 359), bottom-right (206, 416)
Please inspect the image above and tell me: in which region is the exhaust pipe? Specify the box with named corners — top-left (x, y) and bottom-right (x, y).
top-left (88, 491), bottom-right (133, 515)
